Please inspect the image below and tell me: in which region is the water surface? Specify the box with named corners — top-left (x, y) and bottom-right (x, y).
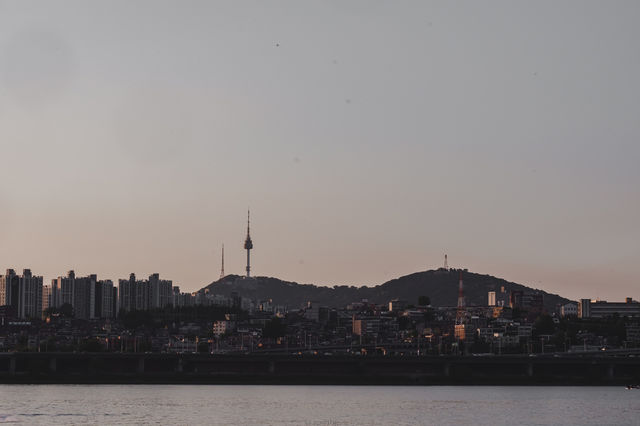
top-left (0, 385), bottom-right (638, 425)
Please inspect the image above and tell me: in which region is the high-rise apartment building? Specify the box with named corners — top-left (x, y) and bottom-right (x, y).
top-left (94, 279), bottom-right (116, 319)
top-left (51, 270), bottom-right (76, 308)
top-left (49, 271), bottom-right (118, 320)
top-left (18, 269), bottom-right (43, 319)
top-left (118, 273), bottom-right (138, 313)
top-left (0, 269), bottom-right (43, 319)
top-left (148, 273), bottom-right (172, 310)
top-left (74, 274), bottom-right (97, 320)
top-left (0, 269), bottom-right (19, 308)
top-left (118, 273), bottom-right (172, 314)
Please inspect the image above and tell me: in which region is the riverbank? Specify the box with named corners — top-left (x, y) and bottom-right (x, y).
top-left (1, 353), bottom-right (639, 385)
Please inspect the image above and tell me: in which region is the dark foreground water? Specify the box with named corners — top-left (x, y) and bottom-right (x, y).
top-left (0, 385), bottom-right (639, 425)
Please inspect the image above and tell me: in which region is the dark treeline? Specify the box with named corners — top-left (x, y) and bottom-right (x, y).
top-left (118, 305), bottom-right (249, 330)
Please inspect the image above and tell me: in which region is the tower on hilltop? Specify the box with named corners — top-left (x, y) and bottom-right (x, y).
top-left (244, 210), bottom-right (253, 278)
top-left (219, 244), bottom-right (225, 280)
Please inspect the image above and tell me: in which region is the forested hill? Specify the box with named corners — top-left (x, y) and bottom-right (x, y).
top-left (200, 269), bottom-right (571, 311)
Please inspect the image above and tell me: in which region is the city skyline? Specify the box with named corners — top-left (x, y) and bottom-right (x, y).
top-left (1, 2), bottom-right (639, 301)
top-left (0, 206), bottom-right (637, 302)
top-left (0, 233), bottom-right (636, 304)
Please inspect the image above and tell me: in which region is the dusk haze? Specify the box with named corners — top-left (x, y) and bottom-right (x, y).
top-left (1, 1), bottom-right (638, 301)
top-left (1, 2), bottom-right (640, 424)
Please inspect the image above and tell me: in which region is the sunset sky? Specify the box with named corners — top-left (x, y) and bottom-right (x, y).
top-left (1, 1), bottom-right (638, 301)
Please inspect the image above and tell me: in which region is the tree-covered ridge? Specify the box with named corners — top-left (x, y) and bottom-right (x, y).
top-left (201, 269), bottom-right (571, 311)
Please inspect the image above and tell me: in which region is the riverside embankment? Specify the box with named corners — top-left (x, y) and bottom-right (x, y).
top-left (1, 352), bottom-right (639, 385)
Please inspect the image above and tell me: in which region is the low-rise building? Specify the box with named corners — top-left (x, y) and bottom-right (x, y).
top-left (579, 298), bottom-right (640, 318)
top-left (352, 315), bottom-right (380, 336)
top-left (213, 320), bottom-right (236, 336)
top-left (389, 299), bottom-right (408, 312)
top-left (488, 292), bottom-right (496, 307)
top-left (626, 324), bottom-right (640, 344)
top-left (560, 302), bottom-right (578, 317)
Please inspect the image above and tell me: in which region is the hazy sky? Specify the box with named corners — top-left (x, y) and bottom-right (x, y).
top-left (1, 1), bottom-right (638, 301)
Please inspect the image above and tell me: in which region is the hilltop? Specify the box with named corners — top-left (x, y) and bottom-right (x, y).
top-left (200, 269), bottom-right (571, 311)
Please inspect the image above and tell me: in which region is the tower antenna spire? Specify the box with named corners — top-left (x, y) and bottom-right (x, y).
top-left (219, 244), bottom-right (225, 279)
top-left (244, 209), bottom-right (253, 278)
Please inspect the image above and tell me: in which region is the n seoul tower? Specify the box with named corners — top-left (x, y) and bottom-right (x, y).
top-left (244, 210), bottom-right (253, 278)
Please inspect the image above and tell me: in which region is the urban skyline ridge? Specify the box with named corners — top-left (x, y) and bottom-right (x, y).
top-left (1, 2), bottom-right (638, 327)
top-left (2, 4), bottom-right (640, 423)
top-left (2, 254), bottom-right (639, 359)
top-left (1, 203), bottom-right (633, 304)
top-left (0, 255), bottom-right (632, 304)
top-left (1, 204), bottom-right (634, 303)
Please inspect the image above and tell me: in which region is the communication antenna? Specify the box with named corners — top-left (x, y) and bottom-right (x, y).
top-left (444, 254), bottom-right (448, 270)
top-left (244, 209), bottom-right (253, 278)
top-left (219, 244), bottom-right (225, 279)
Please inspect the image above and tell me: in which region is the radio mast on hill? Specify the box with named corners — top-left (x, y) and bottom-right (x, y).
top-left (244, 210), bottom-right (253, 278)
top-left (219, 244), bottom-right (225, 280)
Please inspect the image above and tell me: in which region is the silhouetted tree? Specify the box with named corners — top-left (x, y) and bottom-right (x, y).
top-left (534, 314), bottom-right (556, 336)
top-left (79, 338), bottom-right (103, 352)
top-left (418, 295), bottom-right (431, 306)
top-left (197, 341), bottom-right (210, 353)
top-left (262, 318), bottom-right (287, 339)
top-left (45, 303), bottom-right (74, 318)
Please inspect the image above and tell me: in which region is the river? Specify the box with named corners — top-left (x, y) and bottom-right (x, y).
top-left (0, 385), bottom-right (638, 425)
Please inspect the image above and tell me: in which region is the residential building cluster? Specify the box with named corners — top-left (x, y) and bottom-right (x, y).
top-left (0, 268), bottom-right (207, 321)
top-left (2, 268), bottom-right (640, 356)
